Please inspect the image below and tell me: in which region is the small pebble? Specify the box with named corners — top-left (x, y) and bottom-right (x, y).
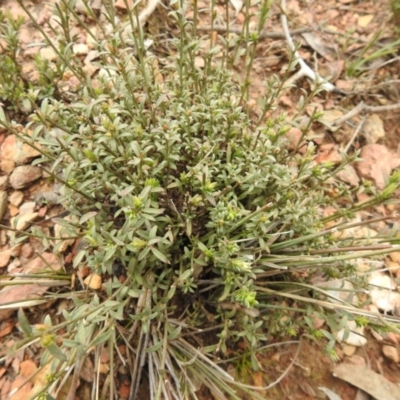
top-left (382, 345), bottom-right (399, 363)
top-left (72, 43), bottom-right (89, 55)
top-left (9, 191), bottom-right (24, 207)
top-left (385, 332), bottom-right (399, 345)
top-left (10, 243), bottom-right (23, 257)
top-left (20, 243), bottom-right (34, 259)
top-left (14, 212), bottom-right (38, 231)
top-left (8, 204), bottom-right (19, 217)
top-left (39, 47), bottom-right (57, 61)
top-left (342, 345), bottom-right (357, 357)
top-left (10, 166), bottom-right (42, 189)
top-left (344, 355), bottom-right (366, 366)
top-left (19, 202), bottom-right (36, 217)
top-left (0, 249), bottom-right (11, 268)
top-left (7, 258), bottom-right (21, 272)
top-left (335, 321), bottom-right (367, 347)
top-left (371, 329), bottom-right (384, 341)
top-left (84, 273), bottom-right (102, 290)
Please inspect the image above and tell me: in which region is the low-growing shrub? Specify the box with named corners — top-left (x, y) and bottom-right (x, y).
top-left (0, 1), bottom-right (399, 399)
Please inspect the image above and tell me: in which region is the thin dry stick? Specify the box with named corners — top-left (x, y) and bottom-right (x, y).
top-left (196, 25), bottom-right (309, 39)
top-left (343, 115), bottom-right (366, 153)
top-left (332, 101), bottom-right (400, 127)
top-left (280, 0), bottom-right (336, 92)
top-left (345, 79), bottom-right (400, 95)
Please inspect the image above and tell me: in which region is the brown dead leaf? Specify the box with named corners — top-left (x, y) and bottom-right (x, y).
top-left (252, 371), bottom-right (264, 387)
top-left (80, 357), bottom-right (95, 383)
top-left (333, 364), bottom-right (400, 400)
top-left (315, 144), bottom-right (342, 164)
top-left (336, 165), bottom-right (360, 186)
top-left (319, 60), bottom-right (344, 83)
top-left (0, 284), bottom-right (48, 319)
top-left (0, 377), bottom-right (12, 398)
top-left (389, 252), bottom-right (400, 264)
top-left (299, 380), bottom-right (317, 397)
top-left (319, 109), bottom-right (344, 129)
top-left (355, 144), bottom-right (400, 189)
top-left (354, 389), bottom-right (370, 400)
top-left (0, 319), bottom-right (15, 338)
top-left (31, 363), bottom-right (51, 395)
top-left (19, 359), bottom-right (37, 377)
top-left (286, 127), bottom-right (304, 152)
top-left (0, 253), bottom-right (63, 319)
top-left (302, 32), bottom-right (336, 61)
top-left (279, 95), bottom-right (293, 108)
top-left (118, 381), bottom-right (131, 399)
top-left (9, 360), bottom-right (37, 400)
top-left (336, 79), bottom-right (355, 92)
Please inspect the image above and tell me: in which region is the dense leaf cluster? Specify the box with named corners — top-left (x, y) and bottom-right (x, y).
top-left (1, 1), bottom-right (399, 398)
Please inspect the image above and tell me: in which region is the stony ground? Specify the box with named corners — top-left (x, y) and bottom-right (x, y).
top-left (0, 0), bottom-right (400, 399)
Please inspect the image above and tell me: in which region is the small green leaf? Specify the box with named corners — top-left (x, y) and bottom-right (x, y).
top-left (91, 330), bottom-right (113, 347)
top-left (197, 241), bottom-right (208, 252)
top-left (79, 212), bottom-right (98, 224)
top-left (150, 247), bottom-right (170, 264)
top-left (149, 225), bottom-right (158, 239)
top-left (17, 309), bottom-right (32, 336)
top-left (167, 285), bottom-right (176, 299)
top-left (46, 342), bottom-right (67, 362)
top-left (104, 246), bottom-right (117, 261)
top-left (168, 325), bottom-right (182, 340)
top-left (186, 219), bottom-right (192, 237)
top-left (145, 340), bottom-right (163, 353)
top-left (138, 246), bottom-right (151, 261)
top-left (73, 249), bottom-right (86, 268)
top-left (218, 283), bottom-right (232, 302)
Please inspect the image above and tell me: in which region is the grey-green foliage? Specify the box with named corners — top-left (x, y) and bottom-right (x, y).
top-left (1, 0), bottom-right (400, 398)
top-left (31, 35), bottom-right (335, 302)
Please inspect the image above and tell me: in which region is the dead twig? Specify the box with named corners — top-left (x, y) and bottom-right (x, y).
top-left (344, 79), bottom-right (400, 96)
top-left (343, 115), bottom-right (367, 153)
top-left (333, 101), bottom-right (400, 127)
top-left (196, 25), bottom-right (309, 39)
top-left (280, 0), bottom-right (337, 92)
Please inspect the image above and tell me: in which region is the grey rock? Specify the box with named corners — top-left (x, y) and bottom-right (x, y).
top-left (12, 212), bottom-right (38, 231)
top-left (8, 191), bottom-right (24, 207)
top-left (34, 191), bottom-right (62, 206)
top-left (9, 166), bottom-right (42, 189)
top-left (19, 202), bottom-right (36, 217)
top-left (0, 135), bottom-right (40, 174)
